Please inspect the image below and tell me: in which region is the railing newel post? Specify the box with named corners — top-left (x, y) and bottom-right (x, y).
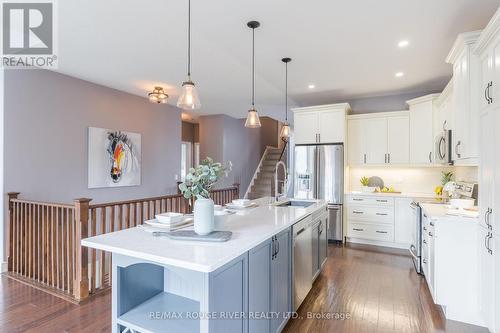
top-left (7, 192), bottom-right (20, 271)
top-left (73, 197), bottom-right (92, 301)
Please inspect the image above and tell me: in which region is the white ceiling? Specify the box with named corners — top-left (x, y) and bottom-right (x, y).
top-left (57, 0), bottom-right (500, 121)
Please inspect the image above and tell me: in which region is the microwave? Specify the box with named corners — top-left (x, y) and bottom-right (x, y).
top-left (434, 130), bottom-right (453, 165)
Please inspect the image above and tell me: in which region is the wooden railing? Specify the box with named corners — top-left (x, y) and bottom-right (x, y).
top-left (7, 184), bottom-right (239, 303)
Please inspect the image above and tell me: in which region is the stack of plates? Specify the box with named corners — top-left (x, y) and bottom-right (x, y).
top-left (143, 214), bottom-right (193, 231)
top-left (225, 199), bottom-right (257, 210)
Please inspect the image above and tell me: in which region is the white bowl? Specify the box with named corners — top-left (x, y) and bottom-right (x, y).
top-left (155, 212), bottom-right (184, 224)
top-left (361, 186), bottom-right (376, 193)
top-left (449, 198), bottom-right (474, 210)
top-left (232, 199), bottom-right (251, 207)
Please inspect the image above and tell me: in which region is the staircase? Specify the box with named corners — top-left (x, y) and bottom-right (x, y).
top-left (246, 147), bottom-right (283, 200)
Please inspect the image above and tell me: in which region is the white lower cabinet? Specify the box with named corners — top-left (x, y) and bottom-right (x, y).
top-left (494, 234), bottom-right (500, 333)
top-left (478, 225), bottom-right (495, 332)
top-left (346, 194), bottom-right (413, 248)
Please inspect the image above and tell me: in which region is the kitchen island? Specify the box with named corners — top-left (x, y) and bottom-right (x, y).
top-left (82, 197), bottom-right (328, 333)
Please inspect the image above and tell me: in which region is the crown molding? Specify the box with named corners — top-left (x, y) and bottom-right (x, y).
top-left (474, 8), bottom-right (500, 55)
top-left (347, 110), bottom-right (409, 120)
top-left (406, 93), bottom-right (440, 106)
top-left (434, 79), bottom-right (453, 107)
top-left (291, 102), bottom-right (351, 114)
top-left (445, 31), bottom-right (482, 64)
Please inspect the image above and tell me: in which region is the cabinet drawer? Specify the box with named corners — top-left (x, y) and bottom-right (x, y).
top-left (348, 205), bottom-right (394, 223)
top-left (349, 196), bottom-right (394, 206)
top-left (348, 223), bottom-right (394, 242)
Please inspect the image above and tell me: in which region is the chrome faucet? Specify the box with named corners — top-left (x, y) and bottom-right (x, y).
top-left (274, 161), bottom-right (288, 202)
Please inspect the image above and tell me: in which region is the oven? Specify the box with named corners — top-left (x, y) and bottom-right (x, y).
top-left (409, 201), bottom-right (423, 274)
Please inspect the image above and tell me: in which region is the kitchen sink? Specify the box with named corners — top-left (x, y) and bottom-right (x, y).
top-left (275, 200), bottom-right (315, 208)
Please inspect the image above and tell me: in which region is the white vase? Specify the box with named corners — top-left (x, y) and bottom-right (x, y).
top-left (194, 198), bottom-right (215, 235)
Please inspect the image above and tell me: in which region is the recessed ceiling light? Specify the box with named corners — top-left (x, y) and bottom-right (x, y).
top-left (308, 84), bottom-right (316, 89)
top-left (395, 72), bottom-right (404, 77)
top-left (398, 40), bottom-right (409, 48)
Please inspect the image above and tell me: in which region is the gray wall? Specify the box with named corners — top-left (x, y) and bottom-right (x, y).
top-left (4, 69), bottom-right (182, 205)
top-left (199, 114), bottom-right (279, 196)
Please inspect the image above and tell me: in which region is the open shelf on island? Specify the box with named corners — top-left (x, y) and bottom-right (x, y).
top-left (117, 292), bottom-right (200, 333)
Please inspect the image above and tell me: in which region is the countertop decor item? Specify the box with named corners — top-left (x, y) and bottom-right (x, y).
top-left (177, 0), bottom-right (201, 110)
top-left (360, 176), bottom-right (376, 192)
top-left (368, 176), bottom-right (384, 189)
top-left (244, 21), bottom-right (262, 128)
top-left (178, 157), bottom-right (232, 235)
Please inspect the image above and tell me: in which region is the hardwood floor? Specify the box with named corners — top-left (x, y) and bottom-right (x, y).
top-left (0, 243), bottom-right (488, 333)
top-left (283, 243), bottom-right (487, 333)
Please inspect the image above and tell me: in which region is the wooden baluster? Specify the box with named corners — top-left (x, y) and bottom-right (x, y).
top-left (125, 204), bottom-right (130, 229)
top-left (118, 205), bottom-right (123, 231)
top-left (139, 202), bottom-right (143, 225)
top-left (73, 198), bottom-right (91, 301)
top-left (90, 208), bottom-right (96, 293)
top-left (100, 207), bottom-right (105, 289)
top-left (65, 208), bottom-right (70, 292)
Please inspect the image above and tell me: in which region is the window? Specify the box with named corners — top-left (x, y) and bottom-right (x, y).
top-left (194, 143), bottom-right (200, 167)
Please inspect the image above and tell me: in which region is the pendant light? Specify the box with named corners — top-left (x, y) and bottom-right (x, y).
top-left (245, 21), bottom-right (262, 128)
top-left (177, 0), bottom-right (201, 110)
top-left (280, 58), bottom-right (292, 139)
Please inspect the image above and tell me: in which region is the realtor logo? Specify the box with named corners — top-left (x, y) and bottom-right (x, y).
top-left (1, 0), bottom-right (57, 68)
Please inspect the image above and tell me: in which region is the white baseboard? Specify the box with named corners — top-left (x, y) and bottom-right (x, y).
top-left (1, 261), bottom-right (8, 273)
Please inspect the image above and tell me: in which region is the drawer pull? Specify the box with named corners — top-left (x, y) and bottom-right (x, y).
top-left (423, 226), bottom-right (427, 231)
top-left (376, 230), bottom-right (388, 234)
top-left (352, 211), bottom-right (364, 214)
top-left (423, 240), bottom-right (427, 244)
top-left (376, 199), bottom-right (388, 203)
top-left (428, 232), bottom-right (433, 237)
top-left (376, 213), bottom-right (388, 216)
top-left (423, 259), bottom-right (427, 264)
top-left (352, 198), bottom-right (364, 201)
top-left (430, 221), bottom-right (435, 226)
top-left (353, 228), bottom-right (364, 231)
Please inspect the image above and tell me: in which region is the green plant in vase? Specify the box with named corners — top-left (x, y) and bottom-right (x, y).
top-left (360, 176), bottom-right (369, 186)
top-left (178, 157), bottom-right (232, 235)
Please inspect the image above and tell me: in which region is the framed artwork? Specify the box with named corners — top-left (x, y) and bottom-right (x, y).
top-left (88, 127), bottom-right (141, 188)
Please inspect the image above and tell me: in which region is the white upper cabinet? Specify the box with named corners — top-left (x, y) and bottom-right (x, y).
top-left (407, 94), bottom-right (439, 165)
top-left (387, 116), bottom-right (410, 164)
top-left (446, 31), bottom-right (481, 165)
top-left (347, 119), bottom-right (365, 165)
top-left (347, 112), bottom-right (410, 166)
top-left (433, 80), bottom-right (453, 139)
top-left (293, 112), bottom-right (318, 144)
top-left (292, 103), bottom-right (351, 145)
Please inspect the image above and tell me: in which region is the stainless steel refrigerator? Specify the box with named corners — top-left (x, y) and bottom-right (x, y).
top-left (293, 144), bottom-right (344, 242)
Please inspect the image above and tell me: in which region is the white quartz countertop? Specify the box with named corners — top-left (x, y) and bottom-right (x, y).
top-left (82, 197), bottom-right (327, 273)
top-left (420, 203), bottom-right (479, 222)
top-left (347, 191), bottom-right (437, 200)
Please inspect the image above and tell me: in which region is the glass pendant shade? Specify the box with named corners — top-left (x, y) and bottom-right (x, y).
top-left (245, 108), bottom-right (261, 128)
top-left (148, 86), bottom-right (168, 104)
top-left (177, 80), bottom-right (201, 110)
top-left (280, 122), bottom-right (291, 138)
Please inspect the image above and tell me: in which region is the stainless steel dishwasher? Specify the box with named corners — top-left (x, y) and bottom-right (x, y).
top-left (293, 215), bottom-right (313, 311)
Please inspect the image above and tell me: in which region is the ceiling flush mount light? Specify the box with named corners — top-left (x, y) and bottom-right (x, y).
top-left (395, 72), bottom-right (404, 78)
top-left (308, 84), bottom-right (315, 89)
top-left (398, 40), bottom-right (409, 48)
top-left (148, 86), bottom-right (169, 104)
top-left (177, 0), bottom-right (201, 110)
top-left (245, 21), bottom-right (262, 128)
top-left (280, 57), bottom-right (292, 139)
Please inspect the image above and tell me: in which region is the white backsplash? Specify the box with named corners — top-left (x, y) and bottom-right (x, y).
top-left (348, 166), bottom-right (478, 194)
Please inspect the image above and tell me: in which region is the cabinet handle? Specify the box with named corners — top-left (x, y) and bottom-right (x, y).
top-left (428, 232), bottom-right (433, 237)
top-left (443, 120), bottom-right (447, 131)
top-left (271, 237), bottom-right (275, 260)
top-left (423, 239), bottom-right (427, 244)
top-left (429, 151), bottom-right (432, 163)
top-left (423, 259), bottom-right (427, 264)
top-left (376, 199), bottom-right (388, 203)
top-left (488, 81), bottom-right (494, 103)
top-left (353, 198), bottom-right (364, 201)
top-left (485, 232), bottom-right (490, 251)
top-left (364, 153), bottom-right (367, 164)
top-left (430, 221), bottom-right (435, 226)
top-left (455, 141), bottom-right (461, 158)
top-left (352, 211), bottom-right (364, 214)
top-left (318, 133), bottom-right (321, 142)
top-left (353, 228), bottom-right (364, 231)
top-left (385, 153), bottom-right (387, 164)
top-left (296, 228), bottom-right (305, 236)
top-left (376, 213), bottom-right (388, 216)
top-left (423, 226), bottom-right (427, 231)
top-left (376, 230), bottom-right (388, 234)
top-left (276, 238), bottom-right (280, 256)
top-left (487, 233), bottom-right (493, 255)
top-left (486, 208), bottom-right (493, 230)
top-left (388, 153), bottom-right (390, 164)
